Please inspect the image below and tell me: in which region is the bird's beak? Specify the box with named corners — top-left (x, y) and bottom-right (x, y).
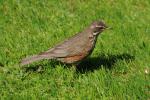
top-left (105, 26), bottom-right (112, 30)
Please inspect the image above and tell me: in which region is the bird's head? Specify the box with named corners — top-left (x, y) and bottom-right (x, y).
top-left (90, 20), bottom-right (108, 36)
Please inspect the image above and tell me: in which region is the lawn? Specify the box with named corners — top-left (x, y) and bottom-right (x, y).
top-left (0, 0), bottom-right (150, 99)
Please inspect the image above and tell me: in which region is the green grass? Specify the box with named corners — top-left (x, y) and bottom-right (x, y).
top-left (0, 0), bottom-right (150, 99)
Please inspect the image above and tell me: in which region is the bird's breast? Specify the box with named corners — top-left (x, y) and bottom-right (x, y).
top-left (84, 36), bottom-right (97, 56)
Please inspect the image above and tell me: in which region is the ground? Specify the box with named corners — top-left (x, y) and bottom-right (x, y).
top-left (0, 0), bottom-right (150, 99)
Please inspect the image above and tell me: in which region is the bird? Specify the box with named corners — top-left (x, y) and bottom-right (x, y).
top-left (20, 20), bottom-right (109, 66)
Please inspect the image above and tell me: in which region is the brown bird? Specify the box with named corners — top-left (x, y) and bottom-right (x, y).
top-left (21, 20), bottom-right (109, 66)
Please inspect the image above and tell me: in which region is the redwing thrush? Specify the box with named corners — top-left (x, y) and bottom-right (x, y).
top-left (21, 21), bottom-right (108, 66)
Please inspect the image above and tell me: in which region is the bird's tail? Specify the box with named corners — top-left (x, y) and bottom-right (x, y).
top-left (20, 54), bottom-right (48, 66)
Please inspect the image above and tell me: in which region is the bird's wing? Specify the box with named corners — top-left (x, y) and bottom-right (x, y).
top-left (39, 33), bottom-right (86, 58)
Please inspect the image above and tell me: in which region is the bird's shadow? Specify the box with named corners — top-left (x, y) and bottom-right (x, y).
top-left (76, 53), bottom-right (134, 73)
top-left (24, 53), bottom-right (134, 73)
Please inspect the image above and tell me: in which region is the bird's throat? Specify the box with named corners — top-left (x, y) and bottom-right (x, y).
top-left (93, 32), bottom-right (99, 36)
